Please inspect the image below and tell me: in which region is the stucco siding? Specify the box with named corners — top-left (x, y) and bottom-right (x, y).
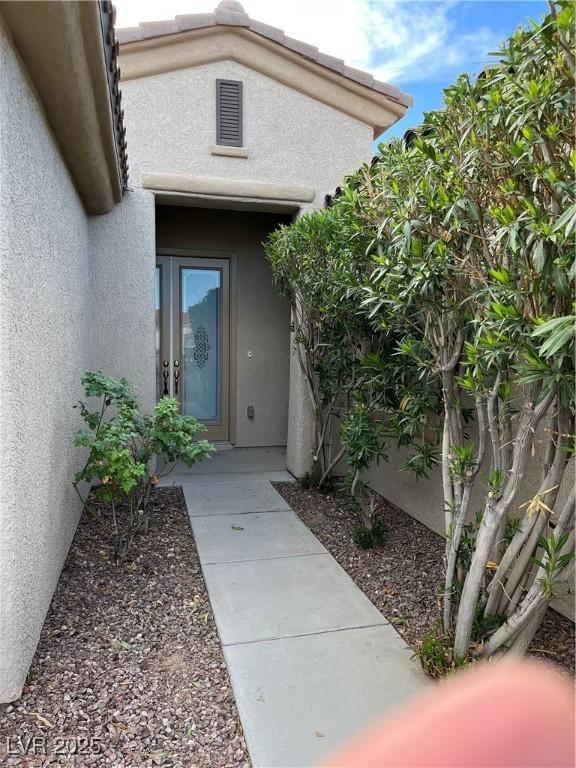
top-left (0, 20), bottom-right (90, 701)
top-left (156, 206), bottom-right (291, 447)
top-left (0, 24), bottom-right (159, 701)
top-left (89, 189), bottom-right (156, 416)
top-left (286, 314), bottom-right (315, 477)
top-left (121, 60), bottom-right (374, 207)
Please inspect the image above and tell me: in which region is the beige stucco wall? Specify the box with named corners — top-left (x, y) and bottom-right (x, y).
top-left (0, 20), bottom-right (158, 701)
top-left (122, 59), bottom-right (376, 458)
top-left (121, 60), bottom-right (374, 210)
top-left (156, 206), bottom-right (291, 447)
top-left (0, 19), bottom-right (91, 702)
top-left (89, 189), bottom-right (157, 415)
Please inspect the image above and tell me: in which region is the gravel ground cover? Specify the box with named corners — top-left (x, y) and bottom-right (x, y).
top-left (274, 482), bottom-right (575, 677)
top-left (0, 488), bottom-right (250, 768)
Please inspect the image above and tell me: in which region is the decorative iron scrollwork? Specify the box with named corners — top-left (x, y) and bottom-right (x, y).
top-left (193, 325), bottom-right (211, 369)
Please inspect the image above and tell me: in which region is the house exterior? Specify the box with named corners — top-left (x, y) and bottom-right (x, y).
top-left (115, 0), bottom-right (412, 474)
top-left (0, 1), bottom-right (156, 703)
top-left (0, 0), bottom-right (411, 701)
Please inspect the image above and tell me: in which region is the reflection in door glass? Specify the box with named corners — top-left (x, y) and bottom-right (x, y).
top-left (181, 268), bottom-right (220, 422)
top-left (155, 266), bottom-right (161, 400)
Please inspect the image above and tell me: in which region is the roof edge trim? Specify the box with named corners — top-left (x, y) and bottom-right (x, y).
top-left (119, 27), bottom-right (409, 134)
top-left (0, 0), bottom-right (126, 214)
top-left (117, 13), bottom-right (412, 110)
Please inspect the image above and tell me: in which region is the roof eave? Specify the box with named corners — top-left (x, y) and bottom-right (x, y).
top-left (117, 11), bottom-right (411, 108)
top-left (0, 0), bottom-right (127, 215)
top-left (119, 26), bottom-right (411, 135)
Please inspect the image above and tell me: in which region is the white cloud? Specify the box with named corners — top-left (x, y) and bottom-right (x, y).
top-left (114, 0), bottom-right (505, 85)
top-left (362, 1), bottom-right (502, 81)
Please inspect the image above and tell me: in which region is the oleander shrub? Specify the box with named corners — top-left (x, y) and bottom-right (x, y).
top-left (266, 1), bottom-right (575, 662)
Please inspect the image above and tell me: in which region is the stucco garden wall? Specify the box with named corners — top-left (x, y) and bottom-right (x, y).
top-left (121, 60), bottom-right (374, 211)
top-left (89, 189), bottom-right (156, 416)
top-left (0, 19), bottom-right (91, 702)
top-left (363, 427), bottom-right (575, 620)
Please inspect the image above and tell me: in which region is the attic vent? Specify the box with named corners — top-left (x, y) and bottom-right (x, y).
top-left (216, 79), bottom-right (243, 147)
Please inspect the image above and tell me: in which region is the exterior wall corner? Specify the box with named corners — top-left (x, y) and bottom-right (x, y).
top-left (286, 328), bottom-right (315, 477)
top-left (88, 188), bottom-right (157, 415)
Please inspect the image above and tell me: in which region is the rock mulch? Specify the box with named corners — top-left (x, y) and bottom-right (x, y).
top-left (274, 482), bottom-right (575, 678)
top-left (0, 488), bottom-right (250, 768)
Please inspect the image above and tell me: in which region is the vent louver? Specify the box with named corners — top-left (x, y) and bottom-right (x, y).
top-left (216, 79), bottom-right (243, 147)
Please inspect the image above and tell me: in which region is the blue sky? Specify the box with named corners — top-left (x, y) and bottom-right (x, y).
top-left (116, 0), bottom-right (549, 143)
top-left (378, 1), bottom-right (549, 141)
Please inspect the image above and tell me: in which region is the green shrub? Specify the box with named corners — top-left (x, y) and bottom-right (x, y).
top-left (415, 628), bottom-right (453, 678)
top-left (299, 470), bottom-right (321, 491)
top-left (267, 1), bottom-right (575, 663)
top-left (73, 371), bottom-right (215, 561)
top-left (353, 516), bottom-right (387, 550)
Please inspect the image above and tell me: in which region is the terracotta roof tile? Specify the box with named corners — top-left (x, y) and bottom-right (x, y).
top-left (116, 1), bottom-right (413, 108)
top-left (100, 1), bottom-right (129, 189)
top-left (282, 36), bottom-right (319, 60)
top-left (176, 13), bottom-right (217, 32)
top-left (247, 20), bottom-right (286, 44)
top-left (342, 65), bottom-right (374, 88)
top-left (316, 52), bottom-right (346, 74)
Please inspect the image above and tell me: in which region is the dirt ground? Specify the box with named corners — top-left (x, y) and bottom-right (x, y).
top-left (274, 482), bottom-right (575, 677)
top-left (0, 488), bottom-right (250, 768)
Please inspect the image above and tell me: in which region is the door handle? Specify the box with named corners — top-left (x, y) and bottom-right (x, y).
top-left (162, 360), bottom-right (169, 396)
top-left (174, 360), bottom-right (180, 395)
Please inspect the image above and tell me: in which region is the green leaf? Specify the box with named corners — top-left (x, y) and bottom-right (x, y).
top-left (553, 204), bottom-right (576, 238)
top-left (532, 316), bottom-right (575, 357)
top-left (488, 267), bottom-right (511, 286)
top-left (556, 5), bottom-right (573, 29)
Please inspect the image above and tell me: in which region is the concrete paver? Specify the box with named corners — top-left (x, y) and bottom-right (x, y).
top-left (190, 510), bottom-right (326, 564)
top-left (183, 481), bottom-right (291, 516)
top-left (161, 470), bottom-right (294, 485)
top-left (225, 625), bottom-right (427, 768)
top-left (176, 456), bottom-right (428, 767)
top-left (203, 552), bottom-right (387, 645)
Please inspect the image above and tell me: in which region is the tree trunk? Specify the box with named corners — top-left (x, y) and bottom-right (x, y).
top-left (482, 486), bottom-right (574, 657)
top-left (484, 404), bottom-right (569, 617)
top-left (453, 385), bottom-right (556, 658)
top-left (507, 601), bottom-right (548, 656)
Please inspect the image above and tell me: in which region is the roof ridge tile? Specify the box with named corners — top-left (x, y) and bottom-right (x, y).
top-left (116, 6), bottom-right (414, 108)
top-left (176, 13), bottom-right (216, 32)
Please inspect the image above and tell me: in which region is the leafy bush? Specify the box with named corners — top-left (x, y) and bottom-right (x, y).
top-left (353, 517), bottom-right (387, 550)
top-left (266, 2), bottom-right (575, 663)
top-left (358, 0), bottom-right (576, 659)
top-left (415, 627), bottom-right (454, 678)
top-left (299, 471), bottom-right (318, 491)
top-left (73, 371), bottom-right (215, 560)
top-left (265, 206), bottom-right (388, 488)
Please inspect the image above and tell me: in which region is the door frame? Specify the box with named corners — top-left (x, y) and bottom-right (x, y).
top-left (156, 248), bottom-right (238, 445)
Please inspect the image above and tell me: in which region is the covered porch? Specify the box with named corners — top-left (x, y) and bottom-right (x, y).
top-left (149, 182), bottom-right (316, 476)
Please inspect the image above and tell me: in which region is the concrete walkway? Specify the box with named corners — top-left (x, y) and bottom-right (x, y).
top-left (165, 449), bottom-right (427, 767)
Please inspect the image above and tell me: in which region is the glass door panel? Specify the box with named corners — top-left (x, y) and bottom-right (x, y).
top-left (156, 255), bottom-right (230, 442)
top-left (180, 267), bottom-right (221, 422)
top-left (155, 265), bottom-right (162, 401)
